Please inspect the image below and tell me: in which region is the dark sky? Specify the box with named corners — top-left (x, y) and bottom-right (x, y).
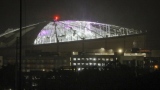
top-left (0, 0), bottom-right (160, 35)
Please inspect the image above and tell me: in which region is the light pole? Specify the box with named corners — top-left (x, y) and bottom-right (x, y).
top-left (53, 15), bottom-right (60, 54)
top-left (53, 15), bottom-right (59, 69)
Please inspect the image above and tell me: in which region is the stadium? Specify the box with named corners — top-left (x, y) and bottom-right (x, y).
top-left (0, 20), bottom-right (157, 72)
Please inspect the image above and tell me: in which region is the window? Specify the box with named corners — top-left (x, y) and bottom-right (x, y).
top-left (78, 68), bottom-right (81, 71)
top-left (102, 63), bottom-right (105, 66)
top-left (102, 58), bottom-right (105, 61)
top-left (98, 63), bottom-right (101, 66)
top-left (81, 58), bottom-right (84, 60)
top-left (93, 58), bottom-right (96, 61)
top-left (81, 63), bottom-right (84, 65)
top-left (73, 63), bottom-right (76, 66)
top-left (106, 58), bottom-right (109, 61)
top-left (89, 63), bottom-right (92, 66)
top-left (110, 58), bottom-right (113, 61)
top-left (77, 63), bottom-right (80, 65)
top-left (86, 58), bottom-right (89, 61)
top-left (73, 58), bottom-right (76, 61)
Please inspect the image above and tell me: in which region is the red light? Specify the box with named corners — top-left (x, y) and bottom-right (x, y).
top-left (53, 15), bottom-right (59, 21)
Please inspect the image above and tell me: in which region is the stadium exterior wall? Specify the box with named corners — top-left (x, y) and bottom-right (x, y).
top-left (0, 34), bottom-right (146, 71)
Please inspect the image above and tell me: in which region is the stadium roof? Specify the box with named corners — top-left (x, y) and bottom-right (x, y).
top-left (34, 20), bottom-right (142, 45)
top-left (0, 20), bottom-right (142, 48)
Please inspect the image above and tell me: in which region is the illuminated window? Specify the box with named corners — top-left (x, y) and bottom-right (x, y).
top-left (110, 58), bottom-right (113, 61)
top-left (93, 58), bottom-right (96, 61)
top-left (90, 58), bottom-right (92, 60)
top-left (73, 63), bottom-right (76, 66)
top-left (73, 58), bottom-right (76, 61)
top-left (106, 58), bottom-right (109, 61)
top-left (42, 69), bottom-right (45, 71)
top-left (98, 63), bottom-right (101, 66)
top-left (89, 63), bottom-right (92, 66)
top-left (77, 58), bottom-right (80, 60)
top-left (81, 58), bottom-right (84, 60)
top-left (102, 58), bottom-right (105, 61)
top-left (102, 63), bottom-right (105, 66)
top-left (98, 58), bottom-right (101, 60)
top-left (86, 58), bottom-right (89, 61)
top-left (81, 63), bottom-right (84, 65)
top-left (93, 63), bottom-right (96, 66)
top-left (77, 63), bottom-right (80, 65)
top-left (78, 68), bottom-right (81, 71)
top-left (86, 63), bottom-right (88, 65)
top-left (32, 82), bottom-right (38, 86)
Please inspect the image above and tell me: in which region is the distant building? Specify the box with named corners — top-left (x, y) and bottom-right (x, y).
top-left (71, 55), bottom-right (118, 71)
top-left (0, 20), bottom-right (158, 72)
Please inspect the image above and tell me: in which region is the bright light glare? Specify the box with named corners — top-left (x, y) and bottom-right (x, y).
top-left (34, 21), bottom-right (142, 45)
top-left (118, 49), bottom-right (123, 53)
top-left (78, 68), bottom-right (81, 71)
top-left (100, 48), bottom-right (105, 51)
top-left (54, 16), bottom-right (59, 21)
top-left (154, 65), bottom-right (158, 69)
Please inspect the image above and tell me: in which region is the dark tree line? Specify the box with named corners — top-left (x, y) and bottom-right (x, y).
top-left (0, 64), bottom-right (160, 90)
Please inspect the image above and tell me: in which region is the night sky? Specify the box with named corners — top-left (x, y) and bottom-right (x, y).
top-left (0, 0), bottom-right (160, 36)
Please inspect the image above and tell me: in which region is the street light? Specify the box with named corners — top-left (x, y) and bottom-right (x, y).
top-left (154, 65), bottom-right (159, 70)
top-left (118, 48), bottom-right (123, 53)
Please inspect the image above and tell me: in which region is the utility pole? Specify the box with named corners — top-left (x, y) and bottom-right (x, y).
top-left (19, 0), bottom-right (22, 89)
top-left (15, 37), bottom-right (19, 90)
